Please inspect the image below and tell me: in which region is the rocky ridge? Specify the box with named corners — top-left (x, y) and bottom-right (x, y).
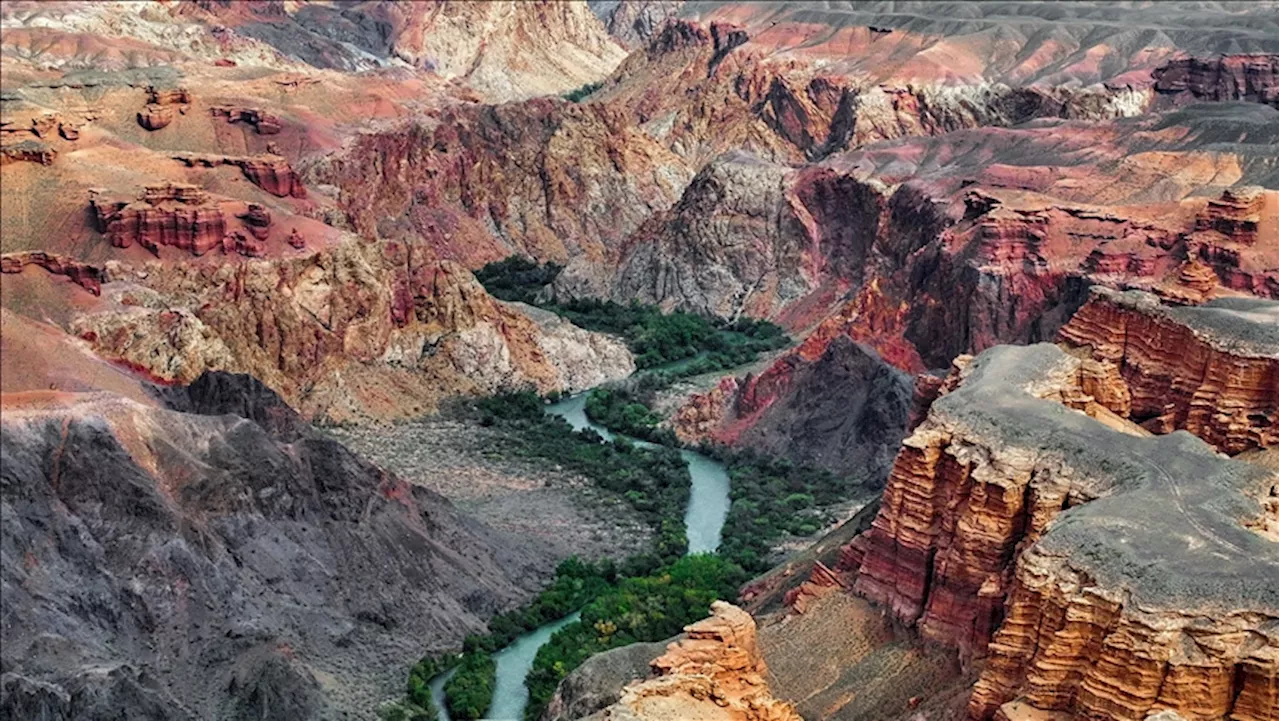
top-left (70, 241), bottom-right (635, 423)
top-left (839, 318), bottom-right (1278, 720)
top-left (0, 373), bottom-right (557, 720)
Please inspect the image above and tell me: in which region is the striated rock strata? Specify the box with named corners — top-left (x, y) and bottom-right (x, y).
top-left (173, 153), bottom-right (306, 198)
top-left (90, 183), bottom-right (227, 255)
top-left (1059, 287), bottom-right (1278, 454)
top-left (845, 342), bottom-right (1277, 721)
top-left (1153, 55), bottom-right (1279, 107)
top-left (585, 601), bottom-right (802, 721)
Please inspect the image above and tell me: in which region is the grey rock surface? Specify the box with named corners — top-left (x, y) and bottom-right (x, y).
top-left (0, 373), bottom-right (556, 721)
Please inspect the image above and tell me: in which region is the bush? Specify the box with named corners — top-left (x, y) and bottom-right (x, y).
top-left (445, 652), bottom-right (497, 720)
top-left (473, 256), bottom-right (564, 304)
top-left (563, 81), bottom-right (603, 102)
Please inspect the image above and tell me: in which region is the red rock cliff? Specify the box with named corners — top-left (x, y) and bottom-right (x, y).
top-left (847, 341), bottom-right (1277, 721)
top-left (1059, 287), bottom-right (1278, 453)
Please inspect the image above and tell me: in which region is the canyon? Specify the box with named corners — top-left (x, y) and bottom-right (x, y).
top-left (0, 2), bottom-right (1276, 721)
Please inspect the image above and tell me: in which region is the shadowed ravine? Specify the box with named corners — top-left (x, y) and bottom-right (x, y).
top-left (431, 393), bottom-right (732, 720)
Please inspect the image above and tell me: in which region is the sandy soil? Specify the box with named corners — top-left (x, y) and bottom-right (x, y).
top-left (328, 414), bottom-right (654, 563)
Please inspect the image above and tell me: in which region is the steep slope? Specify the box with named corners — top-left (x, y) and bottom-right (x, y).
top-left (0, 373), bottom-right (556, 720)
top-left (1059, 287), bottom-right (1278, 453)
top-left (836, 295), bottom-right (1279, 721)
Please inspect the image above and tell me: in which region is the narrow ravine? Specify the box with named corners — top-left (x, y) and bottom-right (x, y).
top-left (431, 392), bottom-right (734, 720)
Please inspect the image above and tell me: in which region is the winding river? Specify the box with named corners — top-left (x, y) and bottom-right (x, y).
top-left (431, 393), bottom-right (733, 720)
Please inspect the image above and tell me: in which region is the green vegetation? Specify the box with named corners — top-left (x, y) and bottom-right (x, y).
top-left (444, 652), bottom-right (497, 720)
top-left (376, 700), bottom-right (435, 721)
top-left (581, 386), bottom-right (850, 575)
top-left (477, 391), bottom-right (692, 560)
top-left (524, 554), bottom-right (746, 720)
top-left (583, 387), bottom-right (675, 444)
top-left (563, 80), bottom-right (603, 102)
top-left (699, 446), bottom-right (845, 573)
top-left (472, 256), bottom-right (563, 304)
top-left (473, 257), bottom-right (789, 372)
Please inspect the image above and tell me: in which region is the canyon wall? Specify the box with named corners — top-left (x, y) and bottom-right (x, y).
top-left (844, 319), bottom-right (1278, 720)
top-left (1059, 288), bottom-right (1278, 453)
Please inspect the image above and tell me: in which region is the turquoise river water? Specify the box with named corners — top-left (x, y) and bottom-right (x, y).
top-left (430, 393), bottom-right (732, 720)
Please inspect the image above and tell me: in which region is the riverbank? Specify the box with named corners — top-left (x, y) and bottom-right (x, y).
top-left (328, 413), bottom-right (654, 562)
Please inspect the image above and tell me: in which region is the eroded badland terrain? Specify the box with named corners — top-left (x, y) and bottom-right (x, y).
top-left (0, 2), bottom-right (1276, 721)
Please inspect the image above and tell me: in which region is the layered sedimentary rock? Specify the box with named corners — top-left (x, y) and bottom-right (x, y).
top-left (0, 373), bottom-right (555, 720)
top-left (0, 251), bottom-right (104, 295)
top-left (1058, 287), bottom-right (1278, 453)
top-left (845, 343), bottom-right (1277, 721)
top-left (675, 336), bottom-right (912, 486)
top-left (585, 602), bottom-right (802, 721)
top-left (173, 153), bottom-right (306, 198)
top-left (1153, 55), bottom-right (1280, 107)
top-left (310, 98), bottom-right (690, 268)
top-left (70, 238), bottom-right (635, 422)
top-left (90, 183), bottom-right (227, 255)
top-left (0, 139), bottom-right (55, 165)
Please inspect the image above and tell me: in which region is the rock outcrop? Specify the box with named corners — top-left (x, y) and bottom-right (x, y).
top-left (0, 373), bottom-right (555, 721)
top-left (211, 105), bottom-right (283, 134)
top-left (90, 183), bottom-right (227, 255)
top-left (173, 153), bottom-right (306, 198)
top-left (584, 602), bottom-right (802, 721)
top-left (0, 251), bottom-right (104, 295)
top-left (136, 85), bottom-right (190, 131)
top-left (675, 336), bottom-right (912, 486)
top-left (1152, 55), bottom-right (1279, 107)
top-left (70, 239), bottom-right (635, 423)
top-left (1058, 287), bottom-right (1278, 453)
top-left (844, 343), bottom-right (1277, 721)
top-left (309, 98), bottom-right (690, 268)
top-left (0, 139), bottom-right (55, 165)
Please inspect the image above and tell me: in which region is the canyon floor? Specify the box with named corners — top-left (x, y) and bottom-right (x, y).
top-left (328, 413), bottom-right (655, 563)
top-left (0, 2), bottom-right (1277, 721)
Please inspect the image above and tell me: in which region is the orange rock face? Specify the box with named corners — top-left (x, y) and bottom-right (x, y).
top-left (600, 601), bottom-right (803, 721)
top-left (1059, 287), bottom-right (1278, 453)
top-left (846, 339), bottom-right (1277, 721)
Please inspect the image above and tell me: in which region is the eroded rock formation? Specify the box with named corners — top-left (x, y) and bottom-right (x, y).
top-left (844, 342), bottom-right (1277, 721)
top-left (70, 240), bottom-right (635, 422)
top-left (211, 105), bottom-right (283, 134)
top-left (0, 139), bottom-right (55, 165)
top-left (1, 251), bottom-right (104, 295)
top-left (0, 373), bottom-right (555, 720)
top-left (1153, 54), bottom-right (1280, 107)
top-left (173, 153), bottom-right (306, 198)
top-left (90, 183), bottom-right (227, 255)
top-left (586, 602), bottom-right (802, 721)
top-left (1058, 287), bottom-right (1278, 453)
